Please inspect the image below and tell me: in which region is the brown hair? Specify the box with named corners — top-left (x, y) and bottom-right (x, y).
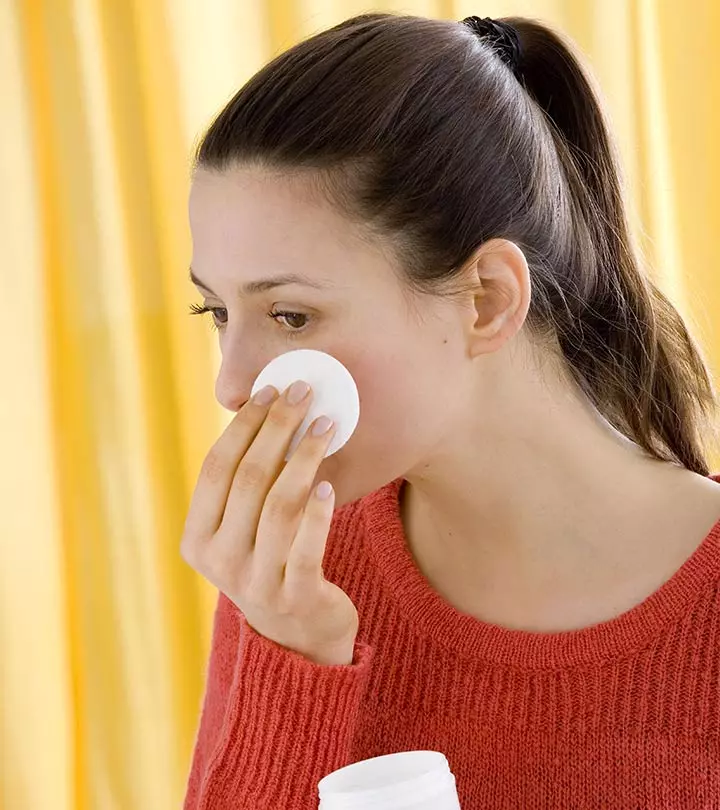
top-left (195, 12), bottom-right (717, 475)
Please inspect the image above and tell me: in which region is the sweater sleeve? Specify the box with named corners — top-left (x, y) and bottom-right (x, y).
top-left (183, 591), bottom-right (375, 810)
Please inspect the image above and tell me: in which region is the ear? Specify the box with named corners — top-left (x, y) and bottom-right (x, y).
top-left (462, 238), bottom-right (532, 358)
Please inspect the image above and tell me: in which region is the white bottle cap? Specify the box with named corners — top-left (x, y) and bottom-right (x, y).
top-left (251, 349), bottom-right (360, 461)
top-left (318, 751), bottom-right (461, 810)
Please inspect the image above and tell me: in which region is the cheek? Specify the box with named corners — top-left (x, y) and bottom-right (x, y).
top-left (322, 288), bottom-right (462, 434)
top-left (316, 333), bottom-right (465, 503)
top-left (337, 340), bottom-right (452, 450)
top-left (313, 355), bottom-right (423, 500)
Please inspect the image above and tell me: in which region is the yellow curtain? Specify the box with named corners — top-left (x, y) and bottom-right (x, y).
top-left (2, 1), bottom-right (719, 808)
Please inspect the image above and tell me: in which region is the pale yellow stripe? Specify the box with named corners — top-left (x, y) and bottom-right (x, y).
top-left (0, 1), bottom-right (73, 808)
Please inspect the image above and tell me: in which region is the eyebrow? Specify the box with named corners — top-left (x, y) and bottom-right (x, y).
top-left (189, 267), bottom-right (335, 296)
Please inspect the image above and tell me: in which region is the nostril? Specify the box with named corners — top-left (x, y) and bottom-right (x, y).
top-left (214, 383), bottom-right (248, 413)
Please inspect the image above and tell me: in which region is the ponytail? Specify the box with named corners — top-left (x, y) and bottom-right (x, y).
top-left (508, 17), bottom-right (717, 474)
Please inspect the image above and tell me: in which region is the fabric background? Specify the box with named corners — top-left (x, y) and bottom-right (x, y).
top-left (2, 1), bottom-right (719, 808)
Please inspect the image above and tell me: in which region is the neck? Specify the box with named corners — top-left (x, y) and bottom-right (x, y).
top-left (399, 348), bottom-right (715, 629)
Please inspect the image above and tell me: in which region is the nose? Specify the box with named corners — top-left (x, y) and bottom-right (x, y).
top-left (215, 375), bottom-right (251, 412)
top-left (215, 350), bottom-right (261, 412)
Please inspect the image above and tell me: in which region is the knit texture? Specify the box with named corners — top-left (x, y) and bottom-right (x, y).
top-left (184, 475), bottom-right (720, 809)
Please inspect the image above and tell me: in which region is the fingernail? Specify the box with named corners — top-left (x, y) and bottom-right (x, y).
top-left (286, 380), bottom-right (310, 405)
top-left (316, 481), bottom-right (333, 500)
top-left (311, 416), bottom-right (333, 436)
top-left (252, 385), bottom-right (277, 406)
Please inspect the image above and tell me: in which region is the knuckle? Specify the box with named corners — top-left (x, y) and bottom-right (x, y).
top-left (236, 403), bottom-right (258, 422)
top-left (180, 535), bottom-right (207, 573)
top-left (289, 553), bottom-right (316, 575)
top-left (233, 460), bottom-right (267, 492)
top-left (264, 489), bottom-right (304, 523)
top-left (201, 447), bottom-right (227, 484)
top-left (180, 531), bottom-right (221, 580)
top-left (296, 440), bottom-right (325, 463)
top-left (200, 546), bottom-right (237, 590)
top-left (264, 406), bottom-right (294, 430)
top-left (242, 571), bottom-right (274, 608)
top-left (234, 406), bottom-right (261, 434)
top-left (242, 580), bottom-right (267, 607)
top-left (202, 554), bottom-right (227, 586)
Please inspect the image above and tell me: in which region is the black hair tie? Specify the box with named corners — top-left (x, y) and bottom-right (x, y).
top-left (461, 16), bottom-right (523, 81)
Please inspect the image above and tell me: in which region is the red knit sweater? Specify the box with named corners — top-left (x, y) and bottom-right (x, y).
top-left (184, 475), bottom-right (720, 809)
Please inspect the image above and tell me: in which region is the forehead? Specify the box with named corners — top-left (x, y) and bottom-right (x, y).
top-left (188, 166), bottom-right (410, 305)
top-left (189, 166), bottom-right (379, 269)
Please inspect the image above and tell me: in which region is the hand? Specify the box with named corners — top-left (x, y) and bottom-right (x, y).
top-left (180, 380), bottom-right (359, 666)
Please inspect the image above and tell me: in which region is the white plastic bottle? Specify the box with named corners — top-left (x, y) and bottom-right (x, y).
top-left (318, 750), bottom-right (462, 810)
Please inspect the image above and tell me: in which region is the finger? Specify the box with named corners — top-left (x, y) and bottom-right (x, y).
top-left (216, 381), bottom-right (314, 563)
top-left (284, 480), bottom-right (336, 599)
top-left (181, 385), bottom-right (278, 559)
top-left (251, 415), bottom-right (336, 591)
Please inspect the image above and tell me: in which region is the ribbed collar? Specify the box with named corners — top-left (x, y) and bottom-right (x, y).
top-left (361, 474), bottom-right (720, 669)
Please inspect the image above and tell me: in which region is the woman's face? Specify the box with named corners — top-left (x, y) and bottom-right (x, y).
top-left (188, 166), bottom-right (475, 507)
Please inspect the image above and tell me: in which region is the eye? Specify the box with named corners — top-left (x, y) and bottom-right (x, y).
top-left (268, 309), bottom-right (311, 333)
top-left (188, 303), bottom-right (228, 331)
top-left (188, 303), bottom-right (311, 335)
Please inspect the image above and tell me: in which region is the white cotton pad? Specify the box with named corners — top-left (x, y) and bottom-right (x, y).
top-left (251, 349), bottom-right (360, 461)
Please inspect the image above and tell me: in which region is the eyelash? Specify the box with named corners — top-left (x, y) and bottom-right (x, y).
top-left (187, 303), bottom-right (310, 334)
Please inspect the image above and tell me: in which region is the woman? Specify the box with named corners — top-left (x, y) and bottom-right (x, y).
top-left (180, 12), bottom-right (720, 809)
